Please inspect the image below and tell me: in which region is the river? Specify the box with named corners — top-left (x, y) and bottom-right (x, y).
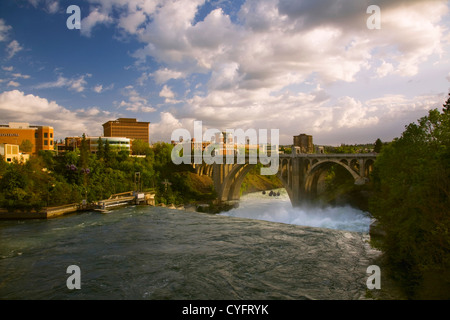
top-left (0, 189), bottom-right (381, 300)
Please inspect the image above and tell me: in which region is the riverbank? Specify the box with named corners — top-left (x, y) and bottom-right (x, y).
top-left (0, 191), bottom-right (156, 220)
top-left (0, 204), bottom-right (82, 220)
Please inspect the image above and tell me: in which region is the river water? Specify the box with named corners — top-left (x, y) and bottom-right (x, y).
top-left (0, 189), bottom-right (381, 300)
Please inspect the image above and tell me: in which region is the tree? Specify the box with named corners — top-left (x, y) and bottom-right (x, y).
top-left (0, 163), bottom-right (29, 210)
top-left (443, 92), bottom-right (450, 114)
top-left (370, 107), bottom-right (450, 298)
top-left (104, 139), bottom-right (113, 164)
top-left (19, 139), bottom-right (33, 153)
top-left (132, 139), bottom-right (152, 155)
top-left (96, 137), bottom-right (104, 160)
top-left (80, 133), bottom-right (89, 170)
top-left (373, 138), bottom-right (383, 153)
top-left (0, 154), bottom-right (6, 176)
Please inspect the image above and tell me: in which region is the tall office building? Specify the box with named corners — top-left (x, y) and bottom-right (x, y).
top-left (102, 118), bottom-right (150, 143)
top-left (293, 133), bottom-right (314, 154)
top-left (0, 122), bottom-right (54, 154)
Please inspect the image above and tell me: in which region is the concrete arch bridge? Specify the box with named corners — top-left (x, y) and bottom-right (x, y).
top-left (193, 153), bottom-right (377, 207)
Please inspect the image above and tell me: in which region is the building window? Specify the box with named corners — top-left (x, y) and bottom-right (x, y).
top-left (44, 133), bottom-right (48, 138)
top-left (44, 140), bottom-right (48, 146)
top-left (50, 133), bottom-right (53, 138)
top-left (35, 133), bottom-right (38, 138)
top-left (50, 140), bottom-right (53, 145)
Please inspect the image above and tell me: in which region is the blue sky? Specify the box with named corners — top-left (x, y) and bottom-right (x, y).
top-left (1, 0), bottom-right (449, 145)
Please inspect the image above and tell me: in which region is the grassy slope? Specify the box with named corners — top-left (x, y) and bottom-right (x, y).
top-left (187, 170), bottom-right (282, 197)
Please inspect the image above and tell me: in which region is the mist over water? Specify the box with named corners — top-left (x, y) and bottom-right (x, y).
top-left (221, 189), bottom-right (373, 233)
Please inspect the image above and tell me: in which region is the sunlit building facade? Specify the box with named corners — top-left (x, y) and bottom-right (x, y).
top-left (102, 118), bottom-right (150, 143)
top-left (0, 122), bottom-right (54, 154)
top-left (63, 136), bottom-right (131, 154)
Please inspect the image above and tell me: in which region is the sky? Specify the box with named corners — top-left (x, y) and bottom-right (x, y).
top-left (0, 0), bottom-right (449, 146)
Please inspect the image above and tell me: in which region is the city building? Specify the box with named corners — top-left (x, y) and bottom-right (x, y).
top-left (61, 136), bottom-right (131, 154)
top-left (0, 143), bottom-right (30, 163)
top-left (102, 118), bottom-right (150, 143)
top-left (0, 122), bottom-right (54, 154)
top-left (293, 134), bottom-right (314, 154)
top-left (173, 133), bottom-right (263, 156)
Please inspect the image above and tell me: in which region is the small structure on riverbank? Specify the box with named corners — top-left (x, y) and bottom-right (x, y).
top-left (0, 191), bottom-right (156, 219)
top-left (95, 191), bottom-right (155, 212)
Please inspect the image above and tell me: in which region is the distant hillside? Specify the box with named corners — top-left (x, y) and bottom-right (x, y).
top-left (240, 165), bottom-right (283, 195)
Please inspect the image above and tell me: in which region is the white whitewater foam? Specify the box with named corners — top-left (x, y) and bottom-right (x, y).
top-left (220, 189), bottom-right (372, 232)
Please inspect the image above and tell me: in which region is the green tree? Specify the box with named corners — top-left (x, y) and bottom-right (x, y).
top-left (443, 92), bottom-right (450, 114)
top-left (0, 163), bottom-right (30, 211)
top-left (132, 139), bottom-right (152, 155)
top-left (19, 139), bottom-right (33, 153)
top-left (373, 138), bottom-right (383, 153)
top-left (0, 154), bottom-right (6, 176)
top-left (104, 139), bottom-right (113, 164)
top-left (80, 133), bottom-right (89, 170)
top-left (96, 137), bottom-right (104, 160)
top-left (370, 107), bottom-right (450, 298)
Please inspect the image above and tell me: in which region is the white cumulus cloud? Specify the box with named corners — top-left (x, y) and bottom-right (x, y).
top-left (0, 90), bottom-right (114, 138)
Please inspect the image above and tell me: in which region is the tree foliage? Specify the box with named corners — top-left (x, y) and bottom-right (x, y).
top-left (0, 141), bottom-right (213, 210)
top-left (373, 138), bottom-right (383, 153)
top-left (132, 139), bottom-right (153, 155)
top-left (19, 139), bottom-right (33, 153)
top-left (370, 107), bottom-right (450, 297)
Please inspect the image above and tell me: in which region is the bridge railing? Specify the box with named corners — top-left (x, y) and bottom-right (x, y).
top-left (189, 153), bottom-right (377, 164)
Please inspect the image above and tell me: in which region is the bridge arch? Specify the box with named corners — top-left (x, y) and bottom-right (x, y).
top-left (218, 162), bottom-right (292, 204)
top-left (304, 159), bottom-right (360, 197)
top-left (194, 153), bottom-right (377, 207)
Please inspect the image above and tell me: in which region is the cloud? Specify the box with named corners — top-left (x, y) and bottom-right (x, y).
top-left (149, 111), bottom-right (195, 143)
top-left (93, 84), bottom-right (103, 93)
top-left (35, 74), bottom-right (91, 93)
top-left (19, 0), bottom-right (449, 145)
top-left (159, 85), bottom-right (181, 104)
top-left (0, 90), bottom-right (114, 138)
top-left (118, 85), bottom-right (156, 113)
top-left (92, 83), bottom-right (113, 93)
top-left (80, 7), bottom-right (114, 37)
top-left (152, 68), bottom-right (185, 84)
top-left (0, 19), bottom-right (12, 42)
top-left (7, 80), bottom-right (20, 87)
top-left (46, 1), bottom-right (59, 13)
top-left (128, 0), bottom-right (447, 96)
top-left (27, 0), bottom-right (59, 13)
top-left (376, 60), bottom-right (395, 78)
top-left (174, 86), bottom-right (445, 145)
top-left (80, 0), bottom-right (448, 89)
top-left (6, 40), bottom-right (23, 59)
top-left (117, 6), bottom-right (147, 34)
top-left (159, 85), bottom-right (174, 99)
top-left (12, 73), bottom-right (31, 79)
